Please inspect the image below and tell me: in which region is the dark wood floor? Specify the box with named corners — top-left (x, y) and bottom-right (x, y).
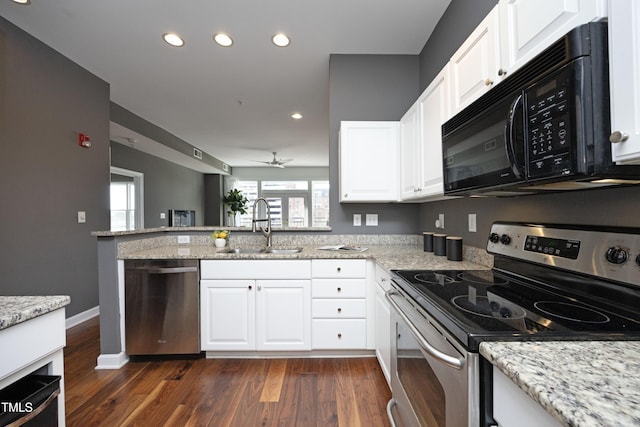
top-left (63, 317), bottom-right (392, 426)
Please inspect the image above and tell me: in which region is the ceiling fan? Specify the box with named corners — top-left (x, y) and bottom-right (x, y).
top-left (256, 152), bottom-right (293, 168)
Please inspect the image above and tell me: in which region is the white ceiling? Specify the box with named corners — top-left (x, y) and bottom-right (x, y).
top-left (0, 0), bottom-right (451, 167)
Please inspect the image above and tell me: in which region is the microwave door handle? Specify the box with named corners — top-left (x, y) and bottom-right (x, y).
top-left (505, 94), bottom-right (525, 178)
top-left (386, 290), bottom-right (464, 370)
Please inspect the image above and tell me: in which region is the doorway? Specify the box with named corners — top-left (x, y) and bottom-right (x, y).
top-left (110, 167), bottom-right (144, 231)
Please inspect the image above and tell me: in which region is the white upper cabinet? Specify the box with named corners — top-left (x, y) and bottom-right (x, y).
top-left (499, 0), bottom-right (607, 76)
top-left (609, 0), bottom-right (640, 164)
top-left (399, 103), bottom-right (420, 200)
top-left (450, 5), bottom-right (502, 115)
top-left (339, 121), bottom-right (399, 202)
top-left (399, 65), bottom-right (451, 201)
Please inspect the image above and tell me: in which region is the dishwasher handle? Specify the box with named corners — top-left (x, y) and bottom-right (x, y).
top-left (146, 266), bottom-right (198, 274)
top-left (386, 289), bottom-right (464, 370)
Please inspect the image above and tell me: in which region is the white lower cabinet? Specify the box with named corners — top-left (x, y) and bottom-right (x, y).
top-left (374, 263), bottom-right (392, 387)
top-left (492, 366), bottom-right (562, 427)
top-left (200, 260), bottom-right (311, 351)
top-left (311, 259), bottom-right (369, 350)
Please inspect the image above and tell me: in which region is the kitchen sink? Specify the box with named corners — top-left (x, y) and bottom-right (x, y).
top-left (225, 248), bottom-right (266, 254)
top-left (264, 247), bottom-right (303, 254)
top-left (223, 247), bottom-right (303, 254)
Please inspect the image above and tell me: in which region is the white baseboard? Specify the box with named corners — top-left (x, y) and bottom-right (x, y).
top-left (65, 305), bottom-right (100, 329)
top-left (96, 352), bottom-right (129, 370)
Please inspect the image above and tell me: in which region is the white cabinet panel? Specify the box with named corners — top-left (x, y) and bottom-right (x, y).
top-left (312, 319), bottom-right (367, 349)
top-left (201, 280), bottom-right (255, 351)
top-left (339, 121), bottom-right (399, 202)
top-left (311, 259), bottom-right (366, 278)
top-left (609, 0), bottom-right (640, 164)
top-left (256, 280), bottom-right (311, 351)
top-left (312, 299), bottom-right (367, 318)
top-left (450, 6), bottom-right (501, 114)
top-left (499, 0), bottom-right (607, 76)
top-left (311, 279), bottom-right (367, 299)
top-left (399, 103), bottom-right (421, 199)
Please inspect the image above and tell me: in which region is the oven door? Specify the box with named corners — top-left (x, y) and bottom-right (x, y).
top-left (386, 287), bottom-right (478, 427)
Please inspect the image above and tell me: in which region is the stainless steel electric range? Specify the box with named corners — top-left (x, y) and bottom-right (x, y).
top-left (386, 221), bottom-right (640, 427)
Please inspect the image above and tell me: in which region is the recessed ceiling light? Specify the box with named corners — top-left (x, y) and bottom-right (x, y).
top-left (291, 113), bottom-right (303, 120)
top-left (11, 0), bottom-right (31, 4)
top-left (272, 33), bottom-right (290, 47)
top-left (162, 33), bottom-right (185, 47)
top-left (214, 33), bottom-right (233, 47)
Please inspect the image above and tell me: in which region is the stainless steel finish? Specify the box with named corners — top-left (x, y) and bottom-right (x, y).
top-left (610, 130), bottom-right (629, 143)
top-left (125, 259), bottom-right (200, 355)
top-left (386, 399), bottom-right (398, 427)
top-left (487, 222), bottom-right (640, 287)
top-left (226, 248), bottom-right (266, 254)
top-left (223, 247), bottom-right (303, 254)
top-left (388, 283), bottom-right (478, 427)
top-left (252, 197), bottom-right (272, 247)
top-left (387, 289), bottom-right (464, 369)
top-left (264, 247), bottom-right (302, 254)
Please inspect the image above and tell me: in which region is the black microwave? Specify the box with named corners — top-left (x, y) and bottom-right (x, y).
top-left (442, 22), bottom-right (640, 196)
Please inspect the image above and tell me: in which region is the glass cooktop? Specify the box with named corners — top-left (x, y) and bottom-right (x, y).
top-left (391, 269), bottom-right (640, 351)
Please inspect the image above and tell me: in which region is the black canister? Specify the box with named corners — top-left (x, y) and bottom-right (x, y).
top-left (434, 234), bottom-right (447, 256)
top-left (446, 236), bottom-right (463, 261)
top-left (423, 232), bottom-right (434, 252)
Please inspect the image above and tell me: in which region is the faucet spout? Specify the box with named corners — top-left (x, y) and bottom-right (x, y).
top-left (252, 197), bottom-right (272, 247)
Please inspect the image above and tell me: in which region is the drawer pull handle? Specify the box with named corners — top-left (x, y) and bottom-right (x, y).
top-left (337, 307), bottom-right (342, 313)
top-left (337, 287), bottom-right (342, 292)
top-left (337, 267), bottom-right (342, 272)
top-left (248, 285), bottom-right (252, 290)
top-left (337, 333), bottom-right (342, 339)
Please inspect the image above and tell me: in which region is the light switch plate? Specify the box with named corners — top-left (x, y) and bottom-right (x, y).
top-left (160, 212), bottom-right (166, 219)
top-left (468, 213), bottom-right (477, 232)
top-left (366, 214), bottom-right (378, 226)
top-left (353, 214), bottom-right (362, 226)
top-left (77, 211), bottom-right (86, 223)
top-left (177, 235), bottom-right (190, 244)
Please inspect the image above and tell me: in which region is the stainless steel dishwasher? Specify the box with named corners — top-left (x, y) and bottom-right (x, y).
top-left (124, 259), bottom-right (200, 355)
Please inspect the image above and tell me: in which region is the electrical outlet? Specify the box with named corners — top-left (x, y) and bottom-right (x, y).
top-left (177, 235), bottom-right (190, 244)
top-left (353, 214), bottom-right (362, 226)
top-left (160, 212), bottom-right (166, 219)
top-left (77, 211), bottom-right (86, 223)
top-left (435, 213), bottom-right (445, 229)
top-left (366, 214), bottom-right (378, 226)
top-left (468, 213), bottom-right (477, 232)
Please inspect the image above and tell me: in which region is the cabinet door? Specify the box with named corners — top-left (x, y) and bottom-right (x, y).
top-left (499, 0), bottom-right (607, 76)
top-left (256, 280), bottom-right (311, 351)
top-left (339, 121), bottom-right (399, 202)
top-left (416, 64), bottom-right (451, 199)
top-left (609, 0), bottom-right (640, 164)
top-left (375, 283), bottom-right (391, 386)
top-left (399, 103), bottom-right (421, 199)
top-left (450, 5), bottom-right (501, 115)
top-left (201, 280), bottom-right (255, 350)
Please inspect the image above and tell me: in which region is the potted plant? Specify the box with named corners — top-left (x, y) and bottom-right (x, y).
top-left (212, 230), bottom-right (230, 248)
top-left (223, 189), bottom-right (249, 226)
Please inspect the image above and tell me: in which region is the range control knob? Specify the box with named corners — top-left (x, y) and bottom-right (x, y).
top-left (500, 234), bottom-right (512, 245)
top-left (606, 246), bottom-right (628, 265)
top-left (489, 233), bottom-right (500, 244)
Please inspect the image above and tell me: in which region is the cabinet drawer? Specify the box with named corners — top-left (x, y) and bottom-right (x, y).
top-left (312, 319), bottom-right (367, 349)
top-left (311, 259), bottom-right (366, 278)
top-left (312, 299), bottom-right (366, 319)
top-left (312, 279), bottom-right (366, 298)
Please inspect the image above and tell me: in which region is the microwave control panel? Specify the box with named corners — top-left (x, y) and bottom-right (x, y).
top-left (525, 70), bottom-right (572, 179)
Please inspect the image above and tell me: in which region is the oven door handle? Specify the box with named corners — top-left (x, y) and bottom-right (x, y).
top-left (386, 290), bottom-right (464, 370)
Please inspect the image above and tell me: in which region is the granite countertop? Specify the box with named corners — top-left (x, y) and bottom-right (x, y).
top-left (0, 296), bottom-right (71, 330)
top-left (119, 244), bottom-right (491, 271)
top-left (480, 341), bottom-right (640, 427)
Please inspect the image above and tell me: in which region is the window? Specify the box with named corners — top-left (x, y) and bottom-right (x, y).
top-left (232, 179), bottom-right (329, 228)
top-left (110, 167), bottom-right (144, 231)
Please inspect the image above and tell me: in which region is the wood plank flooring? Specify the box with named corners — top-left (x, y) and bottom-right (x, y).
top-left (63, 317), bottom-right (392, 426)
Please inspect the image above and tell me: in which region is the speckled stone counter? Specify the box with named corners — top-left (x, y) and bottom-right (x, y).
top-left (480, 341), bottom-right (640, 427)
top-left (0, 296), bottom-right (71, 330)
top-left (119, 243), bottom-right (492, 271)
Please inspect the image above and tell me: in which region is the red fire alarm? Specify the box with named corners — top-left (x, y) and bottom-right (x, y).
top-left (78, 133), bottom-right (91, 148)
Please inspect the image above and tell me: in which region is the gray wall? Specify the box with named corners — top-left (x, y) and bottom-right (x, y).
top-left (110, 142), bottom-right (205, 227)
top-left (416, 0), bottom-right (640, 247)
top-left (419, 0), bottom-right (497, 90)
top-left (328, 54), bottom-right (420, 234)
top-left (0, 17), bottom-right (110, 317)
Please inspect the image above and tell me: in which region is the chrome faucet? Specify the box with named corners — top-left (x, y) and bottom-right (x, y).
top-left (252, 197), bottom-right (272, 247)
